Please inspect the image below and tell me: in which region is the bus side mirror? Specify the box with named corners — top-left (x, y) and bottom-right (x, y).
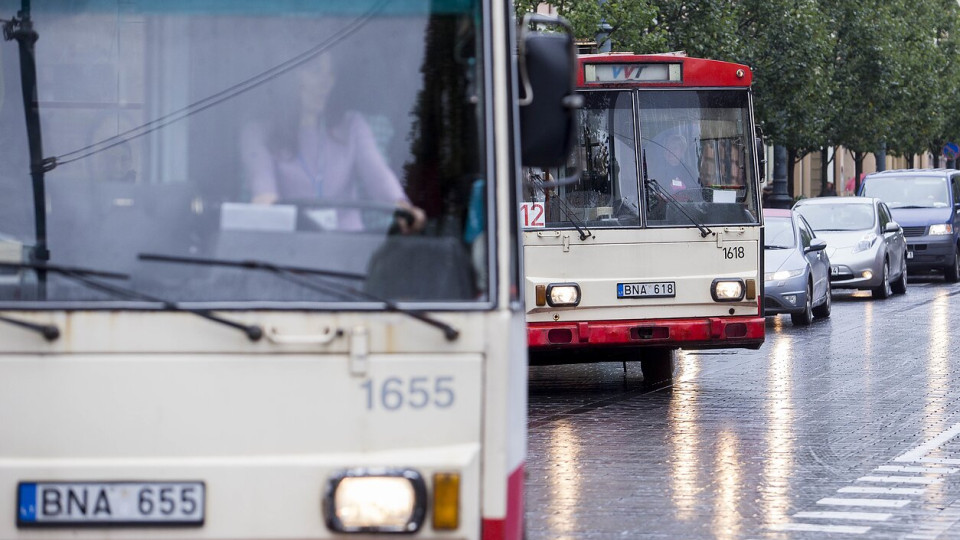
top-left (755, 126), bottom-right (766, 183)
top-left (518, 14), bottom-right (581, 168)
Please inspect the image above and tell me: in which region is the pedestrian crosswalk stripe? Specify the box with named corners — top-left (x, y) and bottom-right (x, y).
top-left (839, 486), bottom-right (925, 496)
top-left (768, 523), bottom-right (871, 534)
top-left (794, 511), bottom-right (892, 521)
top-left (857, 475), bottom-right (943, 485)
top-left (894, 422), bottom-right (960, 463)
top-left (817, 498), bottom-right (911, 508)
top-left (876, 465), bottom-right (958, 474)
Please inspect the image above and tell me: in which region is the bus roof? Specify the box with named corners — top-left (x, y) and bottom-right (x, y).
top-left (577, 53), bottom-right (752, 88)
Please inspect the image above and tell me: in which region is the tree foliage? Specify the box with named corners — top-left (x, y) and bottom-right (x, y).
top-left (513, 0), bottom-right (666, 53)
top-left (515, 0), bottom-right (960, 163)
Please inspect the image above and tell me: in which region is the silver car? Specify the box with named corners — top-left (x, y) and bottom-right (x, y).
top-left (793, 197), bottom-right (908, 299)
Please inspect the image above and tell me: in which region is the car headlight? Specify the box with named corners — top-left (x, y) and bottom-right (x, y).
top-left (853, 233), bottom-right (878, 253)
top-left (325, 469), bottom-right (426, 533)
top-left (764, 269), bottom-right (804, 282)
top-left (930, 224), bottom-right (953, 236)
top-left (711, 278), bottom-right (745, 302)
top-left (546, 283), bottom-right (581, 307)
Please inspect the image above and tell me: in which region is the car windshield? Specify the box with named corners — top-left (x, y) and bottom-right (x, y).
top-left (763, 217), bottom-right (795, 248)
top-left (0, 0), bottom-right (489, 306)
top-left (861, 176), bottom-right (950, 208)
top-left (795, 203), bottom-right (875, 232)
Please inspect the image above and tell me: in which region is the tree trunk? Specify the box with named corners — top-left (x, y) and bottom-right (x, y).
top-left (854, 151), bottom-right (864, 194)
top-left (820, 147), bottom-right (829, 195)
top-left (787, 147), bottom-right (797, 198)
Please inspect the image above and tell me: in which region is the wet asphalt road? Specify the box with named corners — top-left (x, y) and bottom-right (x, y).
top-left (525, 276), bottom-right (960, 539)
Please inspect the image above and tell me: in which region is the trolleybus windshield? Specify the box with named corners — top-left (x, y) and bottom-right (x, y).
top-left (0, 0), bottom-right (490, 306)
top-left (524, 88), bottom-right (759, 230)
top-left (640, 90), bottom-right (759, 227)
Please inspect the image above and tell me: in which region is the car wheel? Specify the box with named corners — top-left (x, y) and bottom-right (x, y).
top-left (892, 254), bottom-right (908, 295)
top-left (813, 282), bottom-right (832, 318)
top-left (872, 259), bottom-right (892, 299)
top-left (945, 249), bottom-right (960, 283)
top-left (639, 348), bottom-right (676, 384)
top-left (791, 281), bottom-right (814, 325)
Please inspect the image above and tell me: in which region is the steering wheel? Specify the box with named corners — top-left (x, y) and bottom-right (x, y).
top-left (275, 198), bottom-right (415, 233)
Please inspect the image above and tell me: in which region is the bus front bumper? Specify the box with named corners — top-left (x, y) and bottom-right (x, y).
top-left (527, 316), bottom-right (765, 351)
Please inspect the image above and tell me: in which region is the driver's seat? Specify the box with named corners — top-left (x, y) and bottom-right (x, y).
top-left (365, 236), bottom-right (474, 301)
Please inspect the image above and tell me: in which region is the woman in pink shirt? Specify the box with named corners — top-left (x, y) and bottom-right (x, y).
top-left (240, 53), bottom-right (425, 233)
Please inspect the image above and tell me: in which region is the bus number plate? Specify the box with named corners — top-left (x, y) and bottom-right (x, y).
top-left (617, 282), bottom-right (675, 299)
top-left (17, 481), bottom-right (205, 527)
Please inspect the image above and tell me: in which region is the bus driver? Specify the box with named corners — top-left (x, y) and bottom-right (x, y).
top-left (240, 52), bottom-right (426, 233)
top-left (648, 133), bottom-right (699, 194)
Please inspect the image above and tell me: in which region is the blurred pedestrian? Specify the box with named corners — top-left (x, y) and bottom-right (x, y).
top-left (820, 182), bottom-right (837, 197)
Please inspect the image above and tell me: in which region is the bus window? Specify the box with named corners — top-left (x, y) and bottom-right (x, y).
top-left (1, 2), bottom-right (490, 305)
top-left (523, 91), bottom-right (638, 228)
top-left (639, 90), bottom-right (759, 227)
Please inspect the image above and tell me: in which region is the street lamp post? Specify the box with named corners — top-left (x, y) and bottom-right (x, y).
top-left (767, 145), bottom-right (793, 208)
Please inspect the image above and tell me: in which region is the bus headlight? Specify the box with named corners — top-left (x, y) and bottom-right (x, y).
top-left (324, 469), bottom-right (426, 533)
top-left (711, 279), bottom-right (745, 302)
top-left (546, 283), bottom-right (581, 307)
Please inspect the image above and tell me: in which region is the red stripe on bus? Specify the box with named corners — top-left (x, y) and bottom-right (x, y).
top-left (482, 464), bottom-right (524, 540)
top-left (527, 316), bottom-right (764, 349)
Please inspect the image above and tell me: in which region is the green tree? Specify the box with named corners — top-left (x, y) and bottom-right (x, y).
top-left (513, 0), bottom-right (667, 54)
top-left (654, 0), bottom-right (832, 194)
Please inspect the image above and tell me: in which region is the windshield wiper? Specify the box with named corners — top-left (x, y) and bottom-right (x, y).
top-left (0, 313), bottom-right (59, 341)
top-left (0, 261), bottom-right (130, 341)
top-left (527, 172), bottom-right (592, 241)
top-left (0, 261), bottom-right (262, 341)
top-left (3, 5), bottom-right (56, 299)
top-left (641, 150), bottom-right (713, 238)
top-left (644, 178), bottom-right (714, 238)
top-left (764, 245), bottom-right (790, 250)
top-left (139, 253), bottom-right (460, 341)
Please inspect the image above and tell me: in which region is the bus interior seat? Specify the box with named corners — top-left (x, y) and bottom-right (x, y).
top-left (365, 235), bottom-right (474, 301)
top-left (43, 179), bottom-right (201, 298)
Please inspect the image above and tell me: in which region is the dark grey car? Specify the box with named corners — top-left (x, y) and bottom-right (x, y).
top-left (763, 208), bottom-right (832, 325)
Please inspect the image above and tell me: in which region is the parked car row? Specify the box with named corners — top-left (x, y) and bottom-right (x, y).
top-left (764, 189), bottom-right (912, 325)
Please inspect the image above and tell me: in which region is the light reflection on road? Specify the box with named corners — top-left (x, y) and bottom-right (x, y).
top-left (712, 429), bottom-right (743, 540)
top-left (924, 289), bottom-right (951, 506)
top-left (668, 351), bottom-right (701, 521)
top-left (547, 419), bottom-right (581, 540)
top-left (763, 334), bottom-right (795, 527)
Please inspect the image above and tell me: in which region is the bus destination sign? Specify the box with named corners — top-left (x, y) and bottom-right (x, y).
top-left (584, 63), bottom-right (682, 84)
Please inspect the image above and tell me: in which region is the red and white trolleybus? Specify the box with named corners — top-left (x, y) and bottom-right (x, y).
top-left (0, 1), bottom-right (576, 538)
top-left (522, 53), bottom-right (765, 378)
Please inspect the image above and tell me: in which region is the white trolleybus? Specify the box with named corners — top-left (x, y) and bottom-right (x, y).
top-left (0, 1), bottom-right (578, 538)
top-left (522, 53), bottom-right (765, 379)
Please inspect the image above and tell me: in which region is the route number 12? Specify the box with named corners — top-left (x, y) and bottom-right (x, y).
top-left (520, 202), bottom-right (545, 228)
